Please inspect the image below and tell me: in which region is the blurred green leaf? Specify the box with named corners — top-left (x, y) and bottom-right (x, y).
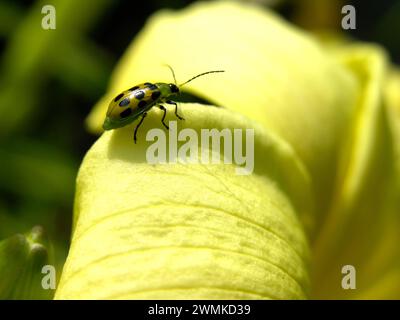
top-left (0, 226), bottom-right (53, 299)
top-left (0, 2), bottom-right (24, 38)
top-left (0, 138), bottom-right (76, 204)
top-left (53, 39), bottom-right (113, 98)
top-left (0, 0), bottom-right (114, 136)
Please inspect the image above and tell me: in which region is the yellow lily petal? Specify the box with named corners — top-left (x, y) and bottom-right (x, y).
top-left (58, 1), bottom-right (400, 299)
top-left (312, 45), bottom-right (400, 299)
top-left (56, 105), bottom-right (311, 299)
top-left (353, 67), bottom-right (400, 299)
top-left (87, 1), bottom-right (360, 235)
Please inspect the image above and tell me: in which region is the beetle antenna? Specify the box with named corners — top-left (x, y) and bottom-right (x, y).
top-left (164, 64), bottom-right (177, 85)
top-left (179, 70), bottom-right (225, 87)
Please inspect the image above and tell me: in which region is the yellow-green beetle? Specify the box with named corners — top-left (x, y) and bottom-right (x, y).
top-left (102, 69), bottom-right (224, 143)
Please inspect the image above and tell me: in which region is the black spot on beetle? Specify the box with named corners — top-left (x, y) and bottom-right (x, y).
top-left (151, 91), bottom-right (161, 100)
top-left (144, 82), bottom-right (152, 86)
top-left (114, 93), bottom-right (124, 102)
top-left (129, 86), bottom-right (139, 91)
top-left (119, 98), bottom-right (130, 107)
top-left (138, 100), bottom-right (147, 108)
top-left (120, 108), bottom-right (132, 118)
top-left (134, 90), bottom-right (145, 100)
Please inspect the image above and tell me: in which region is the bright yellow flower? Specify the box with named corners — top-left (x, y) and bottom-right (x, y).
top-left (55, 1), bottom-right (400, 299)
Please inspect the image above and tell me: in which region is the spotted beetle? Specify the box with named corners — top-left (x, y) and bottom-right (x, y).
top-left (102, 67), bottom-right (224, 143)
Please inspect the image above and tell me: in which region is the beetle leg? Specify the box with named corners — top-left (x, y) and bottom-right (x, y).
top-left (158, 105), bottom-right (169, 130)
top-left (134, 112), bottom-right (147, 143)
top-left (166, 100), bottom-right (185, 120)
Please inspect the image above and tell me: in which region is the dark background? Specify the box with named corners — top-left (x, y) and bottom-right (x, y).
top-left (0, 0), bottom-right (399, 274)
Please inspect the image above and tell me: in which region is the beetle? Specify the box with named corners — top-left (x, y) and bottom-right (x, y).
top-left (102, 67), bottom-right (224, 143)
